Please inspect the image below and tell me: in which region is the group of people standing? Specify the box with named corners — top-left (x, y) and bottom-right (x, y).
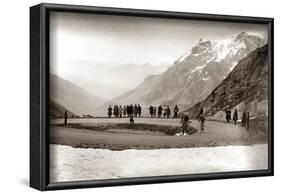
top-left (149, 105), bottom-right (179, 119)
top-left (225, 108), bottom-right (250, 130)
top-left (107, 104), bottom-right (142, 118)
top-left (108, 104), bottom-right (180, 119)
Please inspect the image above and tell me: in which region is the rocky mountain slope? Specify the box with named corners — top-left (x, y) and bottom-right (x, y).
top-left (50, 74), bottom-right (105, 116)
top-left (49, 100), bottom-right (77, 118)
top-left (110, 32), bottom-right (266, 111)
top-left (184, 44), bottom-right (268, 120)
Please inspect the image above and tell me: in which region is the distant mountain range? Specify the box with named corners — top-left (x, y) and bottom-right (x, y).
top-left (49, 32), bottom-right (267, 117)
top-left (185, 44), bottom-right (268, 119)
top-left (50, 74), bottom-right (105, 116)
top-left (110, 32), bottom-right (266, 111)
top-left (58, 62), bottom-right (170, 100)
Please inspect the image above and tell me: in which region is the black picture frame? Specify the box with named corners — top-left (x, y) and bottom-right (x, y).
top-left (30, 3), bottom-right (274, 191)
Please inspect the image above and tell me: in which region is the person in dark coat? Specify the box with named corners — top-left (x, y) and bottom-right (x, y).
top-left (173, 105), bottom-right (179, 118)
top-left (162, 105), bottom-right (167, 117)
top-left (181, 113), bottom-right (190, 135)
top-left (126, 105), bottom-right (130, 116)
top-left (129, 104), bottom-right (133, 117)
top-left (137, 104), bottom-right (142, 117)
top-left (153, 106), bottom-right (157, 118)
top-left (108, 105), bottom-right (112, 118)
top-left (233, 109), bottom-right (238, 125)
top-left (226, 109), bottom-right (231, 122)
top-left (123, 105), bottom-right (127, 117)
top-left (246, 112), bottom-right (250, 130)
top-left (158, 105), bottom-right (162, 118)
top-left (113, 105), bottom-right (118, 117)
top-left (133, 104), bottom-right (138, 117)
top-left (64, 110), bottom-right (68, 125)
top-left (129, 115), bottom-right (134, 124)
top-left (242, 111), bottom-right (247, 127)
top-left (166, 105), bottom-right (171, 118)
top-left (118, 105), bottom-right (123, 118)
top-left (126, 104), bottom-right (131, 116)
top-left (199, 114), bottom-right (206, 132)
top-left (225, 110), bottom-right (228, 122)
top-left (149, 105), bottom-right (154, 118)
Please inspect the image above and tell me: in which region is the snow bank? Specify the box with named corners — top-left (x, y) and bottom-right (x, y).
top-left (50, 144), bottom-right (268, 183)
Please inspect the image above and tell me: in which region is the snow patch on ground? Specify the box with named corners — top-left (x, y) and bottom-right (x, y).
top-left (203, 77), bottom-right (210, 81)
top-left (50, 144), bottom-right (268, 183)
top-left (213, 36), bottom-right (247, 63)
top-left (214, 38), bottom-right (233, 61)
top-left (191, 64), bottom-right (207, 73)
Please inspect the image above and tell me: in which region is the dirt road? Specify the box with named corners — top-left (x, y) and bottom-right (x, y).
top-left (50, 118), bottom-right (267, 150)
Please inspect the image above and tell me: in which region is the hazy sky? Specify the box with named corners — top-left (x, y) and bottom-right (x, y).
top-left (49, 11), bottom-right (268, 99)
top-left (50, 11), bottom-right (267, 70)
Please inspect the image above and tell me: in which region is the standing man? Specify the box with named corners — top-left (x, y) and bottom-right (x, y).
top-left (246, 112), bottom-right (250, 131)
top-left (163, 105), bottom-right (167, 117)
top-left (173, 105), bottom-right (179, 118)
top-left (153, 106), bottom-right (157, 118)
top-left (108, 105), bottom-right (112, 118)
top-left (114, 105), bottom-right (118, 117)
top-left (226, 109), bottom-right (231, 123)
top-left (134, 104), bottom-right (138, 117)
top-left (233, 109), bottom-right (238, 125)
top-left (167, 105), bottom-right (171, 118)
top-left (138, 104), bottom-right (142, 117)
top-left (149, 105), bottom-right (154, 118)
top-left (225, 109), bottom-right (228, 122)
top-left (199, 113), bottom-right (206, 133)
top-left (118, 105), bottom-right (123, 118)
top-left (129, 104), bottom-right (133, 117)
top-left (123, 105), bottom-right (127, 117)
top-left (64, 110), bottom-right (68, 125)
top-left (158, 105), bottom-right (162, 118)
top-left (242, 111), bottom-right (247, 127)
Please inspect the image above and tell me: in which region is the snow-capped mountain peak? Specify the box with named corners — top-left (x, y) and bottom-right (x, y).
top-left (214, 32), bottom-right (265, 65)
top-left (110, 32), bottom-right (266, 112)
top-left (178, 32), bottom-right (266, 73)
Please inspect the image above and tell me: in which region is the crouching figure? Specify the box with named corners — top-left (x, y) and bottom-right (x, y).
top-left (129, 115), bottom-right (134, 125)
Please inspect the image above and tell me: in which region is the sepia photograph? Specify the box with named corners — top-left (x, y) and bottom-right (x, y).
top-left (48, 11), bottom-right (270, 183)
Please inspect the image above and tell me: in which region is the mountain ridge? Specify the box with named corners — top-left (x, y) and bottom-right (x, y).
top-left (49, 100), bottom-right (77, 118)
top-left (109, 32), bottom-right (266, 112)
top-left (50, 74), bottom-right (105, 116)
top-left (184, 44), bottom-right (268, 119)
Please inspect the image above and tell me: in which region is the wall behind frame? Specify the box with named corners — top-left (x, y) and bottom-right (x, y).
top-left (0, 0), bottom-right (279, 193)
